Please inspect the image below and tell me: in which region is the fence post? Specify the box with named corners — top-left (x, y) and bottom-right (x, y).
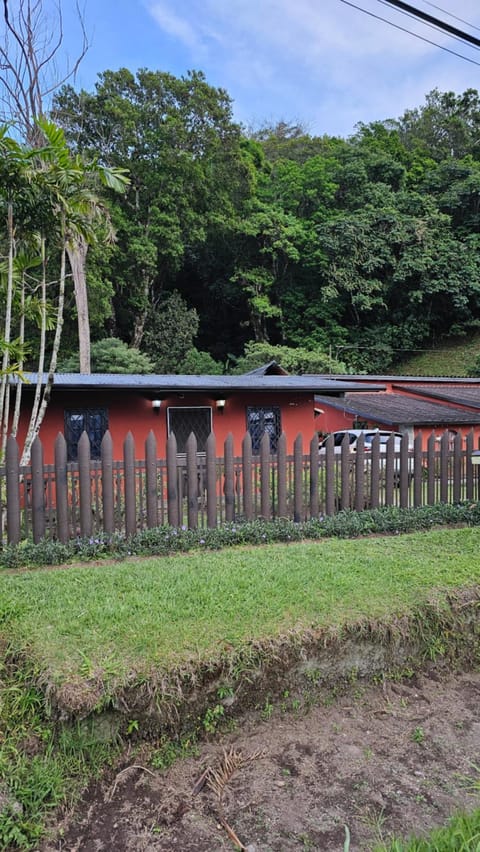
top-left (385, 434), bottom-right (394, 506)
top-left (466, 429), bottom-right (474, 500)
top-left (399, 433), bottom-right (409, 508)
top-left (124, 431), bottom-right (136, 537)
top-left (340, 433), bottom-right (351, 510)
top-left (278, 432), bottom-right (287, 518)
top-left (293, 433), bottom-right (303, 523)
top-left (440, 431), bottom-right (449, 503)
top-left (206, 432), bottom-right (217, 528)
top-left (260, 432), bottom-right (271, 520)
top-left (427, 432), bottom-right (436, 505)
top-left (224, 433), bottom-right (235, 523)
top-left (145, 430), bottom-right (158, 529)
top-left (54, 433), bottom-right (69, 543)
top-left (186, 432), bottom-right (198, 529)
top-left (413, 432), bottom-right (423, 508)
top-left (242, 432), bottom-right (253, 521)
top-left (78, 431), bottom-right (92, 538)
top-left (325, 434), bottom-right (335, 516)
top-left (31, 436), bottom-right (46, 543)
top-left (309, 434), bottom-right (319, 519)
top-left (453, 432), bottom-right (462, 503)
top-left (166, 433), bottom-right (178, 527)
top-left (6, 435), bottom-right (21, 545)
top-left (354, 433), bottom-right (365, 512)
top-left (370, 432), bottom-right (380, 510)
top-left (102, 431), bottom-right (115, 535)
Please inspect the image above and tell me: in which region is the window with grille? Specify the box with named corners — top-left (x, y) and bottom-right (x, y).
top-left (246, 406), bottom-right (281, 453)
top-left (167, 407), bottom-right (212, 453)
top-left (64, 408), bottom-right (108, 461)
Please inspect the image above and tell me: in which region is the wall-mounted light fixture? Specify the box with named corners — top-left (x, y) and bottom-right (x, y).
top-left (216, 398), bottom-right (226, 412)
top-left (152, 399), bottom-right (162, 415)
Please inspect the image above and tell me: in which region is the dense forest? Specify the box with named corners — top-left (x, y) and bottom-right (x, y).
top-left (6, 67), bottom-right (480, 376)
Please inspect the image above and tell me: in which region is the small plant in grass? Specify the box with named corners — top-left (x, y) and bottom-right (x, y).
top-left (150, 735), bottom-right (198, 771)
top-left (202, 703), bottom-right (225, 734)
top-left (412, 726), bottom-right (425, 744)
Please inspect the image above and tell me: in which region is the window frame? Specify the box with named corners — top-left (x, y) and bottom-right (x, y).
top-left (166, 405), bottom-right (213, 454)
top-left (64, 407), bottom-right (109, 462)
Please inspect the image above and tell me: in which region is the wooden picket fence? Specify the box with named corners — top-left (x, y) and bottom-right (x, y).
top-left (0, 428), bottom-right (478, 546)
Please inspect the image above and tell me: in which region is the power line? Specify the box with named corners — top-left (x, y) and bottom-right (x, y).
top-left (379, 0), bottom-right (480, 49)
top-left (377, 0), bottom-right (480, 54)
top-left (339, 0), bottom-right (480, 67)
top-left (419, 0), bottom-right (480, 34)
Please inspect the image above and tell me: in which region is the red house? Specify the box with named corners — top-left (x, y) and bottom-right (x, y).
top-left (13, 369), bottom-right (384, 463)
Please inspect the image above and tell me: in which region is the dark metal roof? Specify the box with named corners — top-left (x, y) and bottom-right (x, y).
top-left (18, 372), bottom-right (386, 395)
top-left (394, 384), bottom-right (480, 409)
top-left (243, 360), bottom-right (288, 376)
top-left (315, 392), bottom-right (480, 426)
top-left (318, 374), bottom-right (480, 384)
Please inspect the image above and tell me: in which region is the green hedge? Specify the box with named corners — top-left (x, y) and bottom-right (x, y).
top-left (2, 502), bottom-right (480, 571)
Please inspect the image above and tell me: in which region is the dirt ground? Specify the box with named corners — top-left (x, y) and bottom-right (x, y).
top-left (43, 666), bottom-right (480, 852)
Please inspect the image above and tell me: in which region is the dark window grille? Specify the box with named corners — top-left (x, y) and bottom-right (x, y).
top-left (246, 406), bottom-right (281, 453)
top-left (167, 407), bottom-right (212, 453)
top-left (64, 408), bottom-right (108, 461)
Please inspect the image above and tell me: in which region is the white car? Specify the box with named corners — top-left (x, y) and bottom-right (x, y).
top-left (319, 429), bottom-right (414, 482)
top-left (319, 429), bottom-right (407, 454)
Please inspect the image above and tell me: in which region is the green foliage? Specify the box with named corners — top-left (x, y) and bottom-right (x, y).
top-left (180, 347), bottom-right (223, 374)
top-left (0, 662), bottom-right (120, 849)
top-left (375, 807), bottom-right (480, 851)
top-left (2, 502), bottom-right (480, 571)
top-left (232, 340), bottom-right (347, 373)
top-left (142, 290), bottom-right (200, 373)
top-left (60, 337), bottom-right (154, 374)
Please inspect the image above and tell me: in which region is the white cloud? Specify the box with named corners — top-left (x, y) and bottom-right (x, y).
top-left (145, 0), bottom-right (480, 136)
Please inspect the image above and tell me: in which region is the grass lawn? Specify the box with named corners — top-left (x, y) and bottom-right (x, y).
top-left (2, 526), bottom-right (480, 690)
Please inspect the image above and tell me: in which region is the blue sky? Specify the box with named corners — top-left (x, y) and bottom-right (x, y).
top-left (57, 0), bottom-right (480, 137)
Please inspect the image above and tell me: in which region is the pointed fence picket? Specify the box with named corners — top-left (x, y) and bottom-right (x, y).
top-left (1, 428), bottom-right (479, 546)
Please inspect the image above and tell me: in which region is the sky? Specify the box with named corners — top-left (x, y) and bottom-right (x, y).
top-left (44, 0), bottom-right (480, 138)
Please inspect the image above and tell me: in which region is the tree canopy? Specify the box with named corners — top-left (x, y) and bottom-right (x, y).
top-left (25, 79), bottom-right (480, 374)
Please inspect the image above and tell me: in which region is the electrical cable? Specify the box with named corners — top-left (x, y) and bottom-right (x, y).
top-left (339, 0), bottom-right (480, 67)
top-left (419, 0), bottom-right (480, 34)
top-left (377, 0), bottom-right (480, 53)
top-left (379, 0), bottom-right (480, 48)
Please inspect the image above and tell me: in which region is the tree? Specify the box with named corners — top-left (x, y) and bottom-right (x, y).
top-left (53, 68), bottom-right (252, 349)
top-left (0, 0), bottom-right (87, 144)
top-left (60, 338), bottom-right (155, 374)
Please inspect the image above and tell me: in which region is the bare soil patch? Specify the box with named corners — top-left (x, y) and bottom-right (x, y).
top-left (46, 667), bottom-right (480, 851)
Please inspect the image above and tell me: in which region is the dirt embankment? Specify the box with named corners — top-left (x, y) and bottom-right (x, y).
top-left (40, 587), bottom-right (480, 851)
top-left (46, 667), bottom-right (480, 851)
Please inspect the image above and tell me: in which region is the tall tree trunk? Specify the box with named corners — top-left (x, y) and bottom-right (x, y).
top-left (11, 270), bottom-right (26, 437)
top-left (67, 236), bottom-right (90, 373)
top-left (131, 274), bottom-right (152, 349)
top-left (0, 201), bottom-right (15, 459)
top-left (20, 243), bottom-right (66, 465)
top-left (21, 236), bottom-right (47, 463)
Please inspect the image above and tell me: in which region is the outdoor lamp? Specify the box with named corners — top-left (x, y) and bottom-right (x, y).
top-left (152, 399), bottom-right (162, 415)
top-left (216, 398), bottom-right (226, 411)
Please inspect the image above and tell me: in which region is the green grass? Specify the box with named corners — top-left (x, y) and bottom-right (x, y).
top-left (1, 526), bottom-right (480, 690)
top-left (394, 333), bottom-right (480, 377)
top-left (375, 807), bottom-right (480, 850)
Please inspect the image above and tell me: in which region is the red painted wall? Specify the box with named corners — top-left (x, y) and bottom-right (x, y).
top-left (15, 388), bottom-right (319, 463)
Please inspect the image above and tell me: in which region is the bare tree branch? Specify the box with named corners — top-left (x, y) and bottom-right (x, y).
top-left (0, 0), bottom-right (88, 143)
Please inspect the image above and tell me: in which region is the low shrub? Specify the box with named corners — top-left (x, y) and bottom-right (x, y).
top-left (2, 502), bottom-right (480, 571)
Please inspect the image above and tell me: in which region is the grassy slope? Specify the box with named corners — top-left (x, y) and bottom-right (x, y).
top-left (2, 527), bottom-right (480, 689)
top-left (393, 333), bottom-right (480, 376)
